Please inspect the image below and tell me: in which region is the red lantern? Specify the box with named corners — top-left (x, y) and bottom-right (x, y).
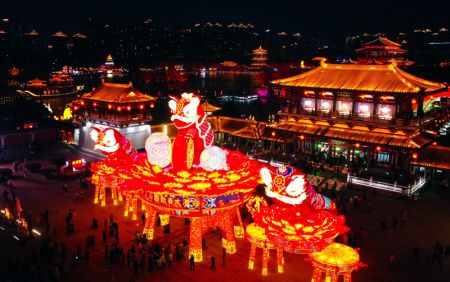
top-left (411, 98), bottom-right (417, 104)
top-left (117, 106), bottom-right (122, 112)
top-left (150, 103), bottom-right (155, 109)
top-left (108, 104), bottom-right (113, 110)
top-left (376, 146), bottom-right (381, 151)
top-left (412, 152), bottom-right (418, 159)
top-left (355, 143), bottom-right (360, 148)
top-left (126, 105), bottom-right (131, 111)
top-left (271, 131), bottom-right (276, 137)
top-left (299, 135), bottom-right (305, 140)
top-left (93, 102), bottom-right (97, 107)
top-left (139, 104), bottom-right (144, 110)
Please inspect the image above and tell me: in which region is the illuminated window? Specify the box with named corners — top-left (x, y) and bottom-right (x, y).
top-left (336, 101), bottom-right (352, 115)
top-left (377, 152), bottom-right (390, 163)
top-left (302, 98), bottom-right (315, 111)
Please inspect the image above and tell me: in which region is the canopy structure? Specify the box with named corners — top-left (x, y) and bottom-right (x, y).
top-left (309, 243), bottom-right (364, 282)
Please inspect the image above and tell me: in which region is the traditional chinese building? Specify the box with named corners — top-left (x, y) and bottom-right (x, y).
top-left (71, 82), bottom-right (155, 151)
top-left (269, 59), bottom-right (447, 174)
top-left (98, 54), bottom-right (126, 77)
top-left (355, 36), bottom-right (414, 66)
top-left (250, 46), bottom-right (269, 70)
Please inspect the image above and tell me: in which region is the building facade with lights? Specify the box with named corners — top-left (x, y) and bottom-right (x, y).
top-left (269, 59), bottom-right (448, 173)
top-left (71, 82), bottom-right (155, 152)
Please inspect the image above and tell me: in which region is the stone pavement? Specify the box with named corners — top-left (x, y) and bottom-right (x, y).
top-left (1, 146), bottom-right (450, 281)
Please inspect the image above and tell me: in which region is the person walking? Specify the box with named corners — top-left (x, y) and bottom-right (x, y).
top-left (380, 220), bottom-right (386, 232)
top-left (141, 213), bottom-right (146, 226)
top-left (389, 254), bottom-right (396, 267)
top-left (189, 255), bottom-right (195, 271)
top-left (413, 246), bottom-right (420, 260)
top-left (84, 249), bottom-right (90, 264)
top-left (222, 248), bottom-right (227, 267)
top-left (211, 256), bottom-right (216, 270)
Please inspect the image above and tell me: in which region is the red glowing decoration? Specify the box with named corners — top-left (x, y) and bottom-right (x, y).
top-left (299, 135), bottom-right (305, 140)
top-left (126, 105), bottom-right (131, 111)
top-left (117, 106), bottom-right (122, 112)
top-left (169, 93), bottom-right (214, 170)
top-left (355, 143), bottom-right (360, 148)
top-left (139, 104), bottom-right (144, 110)
top-left (90, 127), bottom-right (135, 156)
top-left (108, 104), bottom-right (113, 110)
top-left (412, 152), bottom-right (418, 159)
top-left (376, 146), bottom-right (381, 151)
top-left (150, 103), bottom-right (155, 109)
top-left (89, 95), bottom-right (261, 263)
top-left (93, 102), bottom-right (97, 107)
top-left (411, 98), bottom-right (417, 104)
top-left (250, 166), bottom-right (346, 254)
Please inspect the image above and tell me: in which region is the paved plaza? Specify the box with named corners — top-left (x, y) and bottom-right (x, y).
top-left (1, 145), bottom-right (450, 282)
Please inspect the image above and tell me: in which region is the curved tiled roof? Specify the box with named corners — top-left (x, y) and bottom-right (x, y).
top-left (82, 82), bottom-right (155, 103)
top-left (271, 60), bottom-right (446, 93)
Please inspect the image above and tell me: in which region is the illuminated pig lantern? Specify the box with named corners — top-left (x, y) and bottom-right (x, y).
top-left (169, 93), bottom-right (214, 171)
top-left (90, 127), bottom-right (135, 157)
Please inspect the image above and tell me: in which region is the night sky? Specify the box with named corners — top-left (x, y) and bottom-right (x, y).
top-left (2, 0), bottom-right (449, 37)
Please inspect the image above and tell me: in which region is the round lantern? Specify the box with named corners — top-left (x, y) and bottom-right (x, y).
top-left (145, 133), bottom-right (172, 168)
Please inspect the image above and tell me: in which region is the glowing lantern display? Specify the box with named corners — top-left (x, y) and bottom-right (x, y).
top-left (89, 94), bottom-right (260, 263)
top-left (309, 243), bottom-right (365, 282)
top-left (169, 93), bottom-right (214, 171)
top-left (254, 165), bottom-right (346, 254)
top-left (199, 146), bottom-right (228, 171)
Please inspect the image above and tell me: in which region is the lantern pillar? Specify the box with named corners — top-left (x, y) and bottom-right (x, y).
top-left (142, 207), bottom-right (158, 240)
top-left (131, 196), bottom-right (138, 220)
top-left (220, 211), bottom-right (236, 254)
top-left (248, 243), bottom-right (256, 270)
top-left (100, 184), bottom-right (106, 207)
top-left (111, 186), bottom-right (118, 206)
top-left (276, 248), bottom-right (284, 273)
top-left (311, 268), bottom-right (322, 282)
top-left (93, 183), bottom-right (99, 204)
top-left (262, 248), bottom-right (269, 276)
top-left (189, 217), bottom-right (203, 262)
top-left (343, 272), bottom-right (352, 282)
top-left (234, 207), bottom-right (245, 238)
top-left (124, 195), bottom-right (131, 217)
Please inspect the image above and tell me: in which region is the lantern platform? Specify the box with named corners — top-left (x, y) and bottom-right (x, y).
top-left (309, 243), bottom-right (362, 282)
top-left (246, 223), bottom-right (284, 276)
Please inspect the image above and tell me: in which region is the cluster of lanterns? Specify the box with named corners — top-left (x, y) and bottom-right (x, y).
top-left (88, 94), bottom-right (365, 279)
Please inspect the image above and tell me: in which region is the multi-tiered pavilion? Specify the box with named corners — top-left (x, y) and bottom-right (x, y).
top-left (270, 59), bottom-right (447, 176)
top-left (355, 36), bottom-right (414, 66)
